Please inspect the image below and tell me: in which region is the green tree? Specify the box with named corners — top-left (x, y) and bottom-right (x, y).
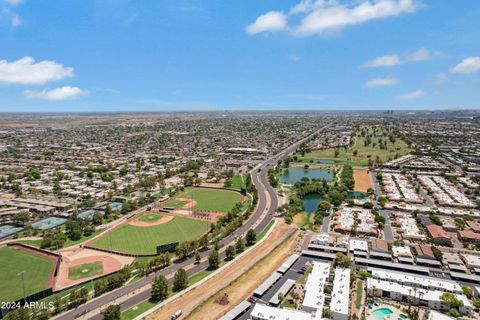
top-left (235, 237), bottom-right (245, 253)
top-left (102, 304), bottom-right (121, 320)
top-left (440, 292), bottom-right (464, 309)
top-left (173, 268), bottom-right (188, 292)
top-left (333, 252), bottom-right (352, 268)
top-left (208, 250), bottom-right (220, 269)
top-left (431, 246), bottom-right (443, 261)
top-left (92, 212), bottom-right (103, 225)
top-left (462, 286), bottom-right (473, 299)
top-left (246, 228), bottom-right (256, 246)
top-left (151, 275), bottom-right (169, 302)
top-left (195, 251), bottom-right (201, 263)
top-left (226, 245), bottom-right (236, 261)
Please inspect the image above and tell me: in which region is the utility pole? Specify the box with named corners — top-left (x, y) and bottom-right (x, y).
top-left (18, 271), bottom-right (26, 302)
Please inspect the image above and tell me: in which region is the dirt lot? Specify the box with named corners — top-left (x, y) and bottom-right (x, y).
top-left (353, 169), bottom-right (373, 192)
top-left (148, 221), bottom-right (298, 320)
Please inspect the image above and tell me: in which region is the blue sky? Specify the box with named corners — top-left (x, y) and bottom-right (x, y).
top-left (0, 0), bottom-right (479, 112)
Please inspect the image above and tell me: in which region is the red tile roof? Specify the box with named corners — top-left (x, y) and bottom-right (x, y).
top-left (459, 230), bottom-right (480, 240)
top-left (426, 224), bottom-right (450, 239)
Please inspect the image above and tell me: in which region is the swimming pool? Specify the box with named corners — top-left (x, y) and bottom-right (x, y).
top-left (371, 307), bottom-right (394, 320)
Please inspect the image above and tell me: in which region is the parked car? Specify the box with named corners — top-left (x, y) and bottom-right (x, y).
top-left (171, 310), bottom-right (182, 320)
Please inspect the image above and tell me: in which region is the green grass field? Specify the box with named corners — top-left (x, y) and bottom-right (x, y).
top-left (0, 248), bottom-right (53, 302)
top-left (68, 261), bottom-right (103, 280)
top-left (90, 216), bottom-right (211, 255)
top-left (16, 228), bottom-right (106, 249)
top-left (231, 175), bottom-right (245, 190)
top-left (137, 213), bottom-right (163, 223)
top-left (175, 188), bottom-right (243, 212)
top-left (299, 129), bottom-right (411, 166)
top-left (163, 199), bottom-right (187, 208)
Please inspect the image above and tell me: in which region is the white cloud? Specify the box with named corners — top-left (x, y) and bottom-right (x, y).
top-left (362, 54), bottom-right (401, 68)
top-left (362, 48), bottom-right (438, 68)
top-left (406, 47), bottom-right (432, 62)
top-left (291, 0), bottom-right (419, 37)
top-left (1, 0), bottom-right (23, 28)
top-left (450, 56), bottom-right (480, 74)
top-left (24, 86), bottom-right (88, 101)
top-left (246, 11), bottom-right (287, 35)
top-left (397, 89), bottom-right (425, 100)
top-left (11, 13), bottom-right (20, 27)
top-left (0, 56), bottom-right (74, 85)
top-left (365, 76), bottom-right (398, 87)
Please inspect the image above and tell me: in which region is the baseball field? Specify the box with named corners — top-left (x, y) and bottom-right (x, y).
top-left (89, 216), bottom-right (211, 255)
top-left (164, 188), bottom-right (243, 212)
top-left (68, 261), bottom-right (103, 280)
top-left (0, 247), bottom-right (54, 302)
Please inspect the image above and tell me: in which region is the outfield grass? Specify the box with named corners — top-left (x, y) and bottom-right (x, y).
top-left (137, 213), bottom-right (163, 223)
top-left (163, 199), bottom-right (188, 208)
top-left (180, 188), bottom-right (243, 212)
top-left (231, 175), bottom-right (245, 190)
top-left (68, 261), bottom-right (103, 280)
top-left (90, 216), bottom-right (211, 255)
top-left (0, 248), bottom-right (53, 302)
top-left (299, 129), bottom-right (411, 166)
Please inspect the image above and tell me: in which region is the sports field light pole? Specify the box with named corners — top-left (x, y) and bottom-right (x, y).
top-left (18, 271), bottom-right (26, 302)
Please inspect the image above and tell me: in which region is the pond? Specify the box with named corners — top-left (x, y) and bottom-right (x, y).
top-left (301, 192), bottom-right (367, 216)
top-left (279, 168), bottom-right (333, 185)
top-left (303, 194), bottom-right (324, 214)
top-left (311, 159), bottom-right (336, 164)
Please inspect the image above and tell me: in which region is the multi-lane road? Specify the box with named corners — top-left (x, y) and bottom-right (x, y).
top-left (56, 125), bottom-right (329, 320)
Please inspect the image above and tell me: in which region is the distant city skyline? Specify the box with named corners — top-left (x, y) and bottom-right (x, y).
top-left (0, 0), bottom-right (479, 112)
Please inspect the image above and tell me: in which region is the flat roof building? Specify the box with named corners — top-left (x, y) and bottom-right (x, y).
top-left (330, 268), bottom-right (350, 320)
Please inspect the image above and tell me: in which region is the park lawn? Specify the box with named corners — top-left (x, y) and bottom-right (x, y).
top-left (0, 248), bottom-right (53, 302)
top-left (299, 133), bottom-right (411, 166)
top-left (68, 261), bottom-right (103, 280)
top-left (356, 280), bottom-right (364, 309)
top-left (137, 213), bottom-right (163, 223)
top-left (180, 188), bottom-right (243, 212)
top-left (231, 175), bottom-right (245, 190)
top-left (16, 228), bottom-right (106, 249)
top-left (90, 216), bottom-right (211, 255)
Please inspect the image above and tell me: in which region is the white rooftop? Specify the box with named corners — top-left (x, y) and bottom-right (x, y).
top-left (302, 261), bottom-right (331, 312)
top-left (330, 268), bottom-right (350, 316)
top-left (349, 239), bottom-right (368, 252)
top-left (251, 303), bottom-right (314, 320)
top-left (370, 268), bottom-right (462, 293)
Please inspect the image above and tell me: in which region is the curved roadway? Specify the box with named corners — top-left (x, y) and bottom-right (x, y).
top-left (58, 125), bottom-right (329, 320)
